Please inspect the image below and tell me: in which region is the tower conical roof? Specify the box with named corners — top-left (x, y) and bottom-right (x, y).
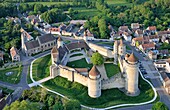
top-left (89, 65), bottom-right (100, 76)
top-left (57, 36), bottom-right (62, 41)
top-left (127, 53), bottom-right (137, 62)
top-left (51, 46), bottom-right (58, 53)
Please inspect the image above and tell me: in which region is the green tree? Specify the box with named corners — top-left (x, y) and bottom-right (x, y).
top-left (64, 100), bottom-right (81, 110)
top-left (91, 52), bottom-right (104, 65)
top-left (152, 102), bottom-right (168, 110)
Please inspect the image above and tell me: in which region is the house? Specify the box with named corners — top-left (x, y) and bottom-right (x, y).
top-left (44, 27), bottom-right (61, 35)
top-left (134, 29), bottom-right (143, 37)
top-left (132, 37), bottom-right (144, 47)
top-left (146, 26), bottom-right (157, 34)
top-left (148, 50), bottom-right (157, 60)
top-left (118, 26), bottom-right (132, 41)
top-left (23, 34), bottom-right (56, 56)
top-left (10, 47), bottom-right (20, 62)
top-left (160, 72), bottom-right (170, 94)
top-left (139, 43), bottom-right (155, 52)
top-left (122, 32), bottom-right (132, 41)
top-left (0, 51), bottom-right (3, 61)
top-left (70, 20), bottom-right (87, 25)
top-left (62, 24), bottom-right (75, 36)
top-left (148, 35), bottom-right (159, 43)
top-left (158, 31), bottom-right (170, 43)
top-left (131, 23), bottom-right (140, 29)
top-left (132, 36), bottom-right (149, 47)
top-left (83, 29), bottom-right (95, 41)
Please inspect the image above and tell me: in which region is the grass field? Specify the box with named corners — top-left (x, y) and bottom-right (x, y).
top-left (0, 66), bottom-right (22, 84)
top-left (43, 75), bottom-right (155, 108)
top-left (67, 58), bottom-right (92, 69)
top-left (22, 2), bottom-right (72, 6)
top-left (105, 63), bottom-right (120, 78)
top-left (27, 66), bottom-right (32, 84)
top-left (72, 7), bottom-right (100, 19)
top-left (106, 0), bottom-right (133, 6)
top-left (32, 55), bottom-right (51, 81)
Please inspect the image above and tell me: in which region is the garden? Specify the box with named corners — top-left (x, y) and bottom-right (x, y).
top-left (0, 65), bottom-right (22, 84)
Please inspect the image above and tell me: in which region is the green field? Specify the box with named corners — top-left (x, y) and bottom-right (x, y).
top-left (0, 66), bottom-right (22, 84)
top-left (43, 75), bottom-right (155, 108)
top-left (105, 63), bottom-right (120, 78)
top-left (22, 2), bottom-right (72, 6)
top-left (27, 66), bottom-right (32, 84)
top-left (72, 7), bottom-right (100, 19)
top-left (32, 55), bottom-right (51, 81)
top-left (67, 58), bottom-right (92, 69)
top-left (106, 0), bottom-right (133, 6)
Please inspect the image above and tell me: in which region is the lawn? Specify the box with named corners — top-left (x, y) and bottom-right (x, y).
top-left (63, 40), bottom-right (71, 44)
top-left (42, 75), bottom-right (155, 108)
top-left (22, 2), bottom-right (72, 6)
top-left (66, 58), bottom-right (93, 69)
top-left (27, 66), bottom-right (32, 84)
top-left (32, 55), bottom-right (51, 81)
top-left (106, 0), bottom-right (133, 7)
top-left (0, 86), bottom-right (14, 94)
top-left (105, 63), bottom-right (120, 78)
top-left (69, 53), bottom-right (83, 58)
top-left (0, 66), bottom-right (22, 84)
top-left (72, 7), bottom-right (100, 19)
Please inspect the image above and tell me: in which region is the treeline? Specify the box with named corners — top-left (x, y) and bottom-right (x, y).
top-left (0, 3), bottom-right (17, 17)
top-left (4, 87), bottom-right (81, 110)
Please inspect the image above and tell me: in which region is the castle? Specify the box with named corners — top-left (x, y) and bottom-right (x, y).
top-left (50, 36), bottom-right (140, 98)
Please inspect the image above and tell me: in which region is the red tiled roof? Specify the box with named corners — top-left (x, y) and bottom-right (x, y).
top-left (148, 26), bottom-right (156, 31)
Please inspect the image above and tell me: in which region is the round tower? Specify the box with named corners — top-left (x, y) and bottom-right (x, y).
top-left (114, 40), bottom-right (118, 64)
top-left (51, 46), bottom-right (59, 64)
top-left (88, 65), bottom-right (101, 98)
top-left (57, 36), bottom-right (63, 48)
top-left (125, 53), bottom-right (140, 96)
top-left (118, 39), bottom-right (126, 56)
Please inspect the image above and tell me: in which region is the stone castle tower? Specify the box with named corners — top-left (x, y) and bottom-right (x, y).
top-left (114, 40), bottom-right (118, 64)
top-left (124, 53), bottom-right (140, 96)
top-left (88, 65), bottom-right (101, 98)
top-left (51, 46), bottom-right (59, 64)
top-left (118, 39), bottom-right (126, 56)
top-left (57, 36), bottom-right (63, 48)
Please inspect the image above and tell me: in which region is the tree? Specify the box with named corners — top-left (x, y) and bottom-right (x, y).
top-left (64, 100), bottom-right (81, 110)
top-left (91, 52), bottom-right (104, 65)
top-left (152, 102), bottom-right (168, 110)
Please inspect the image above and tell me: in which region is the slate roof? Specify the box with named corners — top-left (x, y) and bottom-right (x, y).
top-left (38, 34), bottom-right (55, 44)
top-left (25, 40), bottom-right (40, 50)
top-left (66, 41), bottom-right (90, 51)
top-left (58, 45), bottom-right (68, 60)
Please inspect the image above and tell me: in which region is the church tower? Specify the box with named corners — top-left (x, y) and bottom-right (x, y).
top-left (114, 40), bottom-right (118, 64)
top-left (125, 53), bottom-right (140, 96)
top-left (88, 65), bottom-right (101, 98)
top-left (57, 36), bottom-right (63, 48)
top-left (51, 46), bottom-right (59, 64)
top-left (118, 39), bottom-right (126, 56)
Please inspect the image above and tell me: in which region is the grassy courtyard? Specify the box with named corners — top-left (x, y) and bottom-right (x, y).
top-left (43, 75), bottom-right (155, 108)
top-left (105, 63), bottom-right (120, 78)
top-left (67, 58), bottom-right (93, 69)
top-left (32, 55), bottom-right (51, 81)
top-left (0, 66), bottom-right (22, 84)
top-left (0, 86), bottom-right (14, 94)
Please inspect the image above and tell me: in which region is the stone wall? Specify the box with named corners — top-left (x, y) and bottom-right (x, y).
top-left (51, 65), bottom-right (88, 87)
top-left (88, 43), bottom-right (114, 58)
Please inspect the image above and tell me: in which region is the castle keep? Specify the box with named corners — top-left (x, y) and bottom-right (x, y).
top-left (50, 37), bottom-right (140, 98)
